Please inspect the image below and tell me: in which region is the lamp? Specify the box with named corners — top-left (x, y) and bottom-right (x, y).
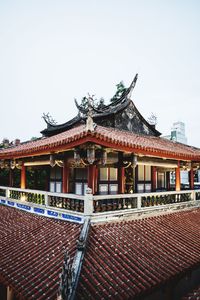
top-left (16, 161), bottom-right (22, 169)
top-left (50, 154), bottom-right (56, 167)
top-left (87, 146), bottom-right (95, 164)
top-left (0, 160), bottom-right (5, 169)
top-left (102, 149), bottom-right (107, 165)
top-left (10, 160), bottom-right (16, 169)
top-left (74, 148), bottom-right (81, 163)
top-left (132, 154), bottom-right (137, 168)
top-left (0, 160), bottom-right (9, 169)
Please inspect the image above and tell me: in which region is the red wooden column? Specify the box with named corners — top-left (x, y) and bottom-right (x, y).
top-left (95, 167), bottom-right (98, 194)
top-left (118, 167), bottom-right (125, 194)
top-left (166, 171), bottom-right (171, 191)
top-left (175, 161), bottom-right (181, 191)
top-left (21, 162), bottom-right (26, 189)
top-left (62, 160), bottom-right (69, 193)
top-left (189, 168), bottom-right (194, 190)
top-left (88, 165), bottom-right (96, 194)
top-left (151, 166), bottom-right (157, 192)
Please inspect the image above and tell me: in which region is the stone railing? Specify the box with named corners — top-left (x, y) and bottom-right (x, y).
top-left (195, 191), bottom-right (200, 201)
top-left (0, 186), bottom-right (85, 223)
top-left (93, 190), bottom-right (199, 213)
top-left (0, 186), bottom-right (200, 223)
top-left (0, 187), bottom-right (85, 212)
top-left (93, 194), bottom-right (138, 212)
top-left (141, 190), bottom-right (192, 207)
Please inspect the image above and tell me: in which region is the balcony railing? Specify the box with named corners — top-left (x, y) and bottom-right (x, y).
top-left (0, 186), bottom-right (200, 223)
top-left (48, 193), bottom-right (84, 212)
top-left (141, 191), bottom-right (191, 207)
top-left (93, 195), bottom-right (138, 212)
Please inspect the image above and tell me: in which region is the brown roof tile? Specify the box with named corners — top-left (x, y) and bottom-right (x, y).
top-left (0, 125), bottom-right (200, 160)
top-left (1, 205), bottom-right (200, 299)
top-left (0, 205), bottom-right (81, 300)
top-left (76, 209), bottom-right (200, 299)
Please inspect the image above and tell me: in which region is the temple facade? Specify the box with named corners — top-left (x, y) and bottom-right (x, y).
top-left (0, 74), bottom-right (200, 198)
top-left (1, 75), bottom-right (200, 300)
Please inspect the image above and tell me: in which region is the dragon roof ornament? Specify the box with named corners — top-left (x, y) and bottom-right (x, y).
top-left (74, 74), bottom-right (138, 116)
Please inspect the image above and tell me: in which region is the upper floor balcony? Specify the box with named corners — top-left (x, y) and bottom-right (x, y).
top-left (1, 185), bottom-right (200, 224)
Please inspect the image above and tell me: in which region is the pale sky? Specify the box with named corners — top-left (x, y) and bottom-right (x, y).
top-left (0, 0), bottom-right (200, 146)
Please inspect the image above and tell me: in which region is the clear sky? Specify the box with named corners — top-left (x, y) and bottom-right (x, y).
top-left (0, 0), bottom-right (200, 146)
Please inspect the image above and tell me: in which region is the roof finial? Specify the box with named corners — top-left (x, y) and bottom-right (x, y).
top-left (127, 73), bottom-right (138, 99)
top-left (85, 94), bottom-right (95, 132)
top-left (42, 112), bottom-right (57, 128)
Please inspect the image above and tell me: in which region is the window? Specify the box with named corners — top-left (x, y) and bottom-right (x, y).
top-left (99, 184), bottom-right (108, 195)
top-left (50, 182), bottom-right (55, 193)
top-left (99, 167), bottom-right (118, 195)
top-left (110, 168), bottom-right (118, 181)
top-left (50, 166), bottom-right (62, 193)
top-left (75, 183), bottom-right (83, 195)
top-left (100, 168), bottom-right (108, 181)
top-left (138, 165), bottom-right (151, 181)
top-left (109, 184), bottom-right (118, 193)
top-left (50, 167), bottom-right (61, 180)
top-left (157, 172), bottom-right (165, 190)
top-left (138, 165), bottom-right (144, 181)
top-left (56, 182), bottom-right (62, 193)
top-left (75, 168), bottom-right (87, 180)
top-left (137, 165), bottom-right (152, 193)
top-left (145, 166), bottom-right (151, 181)
top-left (74, 168), bottom-right (88, 195)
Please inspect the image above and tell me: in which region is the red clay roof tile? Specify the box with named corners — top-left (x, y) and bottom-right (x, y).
top-left (0, 125), bottom-right (200, 160)
top-left (0, 205), bottom-right (81, 300)
top-left (76, 208), bottom-right (200, 299)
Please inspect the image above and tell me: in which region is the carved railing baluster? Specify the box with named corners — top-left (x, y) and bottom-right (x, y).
top-left (42, 195), bottom-right (45, 205)
top-left (1, 186), bottom-right (198, 217)
top-left (196, 192), bottom-right (200, 200)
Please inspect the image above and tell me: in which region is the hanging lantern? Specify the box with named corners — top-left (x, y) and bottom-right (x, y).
top-left (132, 154), bottom-right (137, 168)
top-left (87, 146), bottom-right (95, 164)
top-left (10, 159), bottom-right (16, 169)
top-left (50, 154), bottom-right (56, 167)
top-left (0, 160), bottom-right (5, 169)
top-left (102, 149), bottom-right (107, 165)
top-left (74, 148), bottom-right (81, 163)
top-left (187, 162), bottom-right (192, 171)
top-left (16, 161), bottom-right (22, 169)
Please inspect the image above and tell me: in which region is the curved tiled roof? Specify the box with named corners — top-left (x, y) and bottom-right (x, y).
top-left (76, 208), bottom-right (200, 299)
top-left (0, 124), bottom-right (200, 160)
top-left (1, 205), bottom-right (200, 299)
top-left (0, 205), bottom-right (81, 300)
top-left (41, 75), bottom-right (162, 138)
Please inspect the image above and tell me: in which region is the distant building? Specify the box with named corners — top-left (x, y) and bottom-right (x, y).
top-left (163, 121), bottom-right (187, 144)
top-left (163, 121), bottom-right (199, 185)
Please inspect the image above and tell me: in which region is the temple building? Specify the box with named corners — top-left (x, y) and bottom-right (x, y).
top-left (0, 75), bottom-right (200, 300)
top-left (0, 74), bottom-right (200, 197)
